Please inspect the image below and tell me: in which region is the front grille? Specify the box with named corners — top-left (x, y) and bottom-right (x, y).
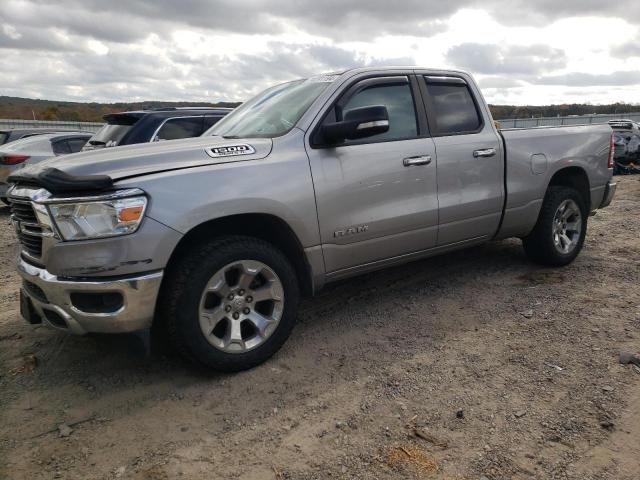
top-left (9, 199), bottom-right (43, 257)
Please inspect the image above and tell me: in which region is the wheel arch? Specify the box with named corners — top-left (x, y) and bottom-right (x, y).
top-left (547, 166), bottom-right (591, 211)
top-left (162, 213), bottom-right (314, 297)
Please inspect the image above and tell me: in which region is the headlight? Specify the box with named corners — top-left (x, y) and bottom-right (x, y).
top-left (48, 196), bottom-right (147, 241)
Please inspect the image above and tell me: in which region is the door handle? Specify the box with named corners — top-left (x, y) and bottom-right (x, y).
top-left (403, 155), bottom-right (432, 167)
top-left (473, 148), bottom-right (496, 158)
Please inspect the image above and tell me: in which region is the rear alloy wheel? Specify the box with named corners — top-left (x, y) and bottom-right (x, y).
top-left (550, 199), bottom-right (582, 255)
top-left (523, 186), bottom-right (587, 266)
top-left (161, 236), bottom-right (299, 372)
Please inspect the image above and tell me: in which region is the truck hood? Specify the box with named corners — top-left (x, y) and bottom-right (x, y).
top-left (16, 136), bottom-right (273, 181)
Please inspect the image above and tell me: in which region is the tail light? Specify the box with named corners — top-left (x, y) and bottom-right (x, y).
top-left (608, 134), bottom-right (615, 169)
top-left (0, 154), bottom-right (30, 165)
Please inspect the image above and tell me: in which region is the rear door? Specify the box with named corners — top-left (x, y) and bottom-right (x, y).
top-left (417, 75), bottom-right (504, 245)
top-left (306, 74), bottom-right (438, 273)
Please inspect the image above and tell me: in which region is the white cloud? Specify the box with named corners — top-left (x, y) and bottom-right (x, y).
top-left (1, 1), bottom-right (639, 105)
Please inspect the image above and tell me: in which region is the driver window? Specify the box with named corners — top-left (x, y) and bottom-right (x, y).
top-left (340, 83), bottom-right (418, 143)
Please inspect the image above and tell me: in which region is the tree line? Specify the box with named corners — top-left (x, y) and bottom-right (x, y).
top-left (0, 96), bottom-right (241, 122)
top-left (490, 103), bottom-right (640, 119)
top-left (1, 96), bottom-right (639, 122)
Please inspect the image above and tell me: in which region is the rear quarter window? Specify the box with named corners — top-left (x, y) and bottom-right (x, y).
top-left (425, 81), bottom-right (482, 135)
top-left (0, 132), bottom-right (8, 145)
top-left (155, 117), bottom-right (203, 141)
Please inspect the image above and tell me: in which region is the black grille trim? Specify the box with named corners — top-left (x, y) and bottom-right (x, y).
top-left (23, 280), bottom-right (48, 303)
top-left (9, 199), bottom-right (43, 257)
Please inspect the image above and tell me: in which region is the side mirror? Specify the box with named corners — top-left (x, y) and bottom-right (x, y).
top-left (322, 105), bottom-right (389, 144)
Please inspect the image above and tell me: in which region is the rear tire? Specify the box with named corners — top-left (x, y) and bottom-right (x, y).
top-left (159, 236), bottom-right (300, 372)
top-left (523, 186), bottom-right (587, 266)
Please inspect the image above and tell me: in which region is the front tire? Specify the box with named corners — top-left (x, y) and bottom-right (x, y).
top-left (160, 236), bottom-right (300, 372)
top-left (523, 186), bottom-right (587, 266)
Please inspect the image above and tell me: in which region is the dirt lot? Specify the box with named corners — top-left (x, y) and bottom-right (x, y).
top-left (1, 177), bottom-right (639, 480)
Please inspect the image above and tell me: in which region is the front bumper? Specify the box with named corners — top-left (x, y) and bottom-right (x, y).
top-left (599, 180), bottom-right (617, 209)
top-left (17, 257), bottom-right (163, 334)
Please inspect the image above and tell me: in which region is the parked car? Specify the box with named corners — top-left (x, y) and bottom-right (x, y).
top-left (0, 127), bottom-right (90, 146)
top-left (0, 132), bottom-right (92, 203)
top-left (82, 107), bottom-right (232, 151)
top-left (608, 119), bottom-right (640, 174)
top-left (8, 67), bottom-right (615, 372)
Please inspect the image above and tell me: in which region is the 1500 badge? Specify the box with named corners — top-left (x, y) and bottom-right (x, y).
top-left (206, 144), bottom-right (256, 158)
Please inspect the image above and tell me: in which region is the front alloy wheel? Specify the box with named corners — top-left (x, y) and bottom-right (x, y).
top-left (199, 260), bottom-right (284, 353)
top-left (161, 236), bottom-right (300, 372)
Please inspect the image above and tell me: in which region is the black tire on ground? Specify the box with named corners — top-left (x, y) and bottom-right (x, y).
top-left (159, 235), bottom-right (300, 372)
top-left (523, 186), bottom-right (588, 267)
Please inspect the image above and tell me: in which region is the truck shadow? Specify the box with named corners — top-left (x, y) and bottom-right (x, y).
top-left (12, 238), bottom-right (533, 381)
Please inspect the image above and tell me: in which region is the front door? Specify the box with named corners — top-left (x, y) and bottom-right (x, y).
top-left (306, 75), bottom-right (439, 273)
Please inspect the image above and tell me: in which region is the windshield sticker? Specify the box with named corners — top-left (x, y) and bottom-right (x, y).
top-left (205, 144), bottom-right (256, 158)
top-left (307, 74), bottom-right (340, 83)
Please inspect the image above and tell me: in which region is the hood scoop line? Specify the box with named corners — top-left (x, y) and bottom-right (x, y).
top-left (8, 167), bottom-right (114, 194)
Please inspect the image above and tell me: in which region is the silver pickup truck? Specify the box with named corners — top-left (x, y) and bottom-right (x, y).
top-left (7, 67), bottom-right (616, 371)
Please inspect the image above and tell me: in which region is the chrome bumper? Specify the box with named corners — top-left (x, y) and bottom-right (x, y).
top-left (600, 180), bottom-right (617, 209)
top-left (17, 257), bottom-right (163, 334)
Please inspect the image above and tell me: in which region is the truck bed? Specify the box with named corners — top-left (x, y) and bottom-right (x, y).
top-left (497, 124), bottom-right (613, 239)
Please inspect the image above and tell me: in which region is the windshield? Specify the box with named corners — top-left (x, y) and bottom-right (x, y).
top-left (207, 76), bottom-right (337, 139)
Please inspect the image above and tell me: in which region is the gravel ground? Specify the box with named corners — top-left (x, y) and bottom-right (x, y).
top-left (1, 176), bottom-right (639, 480)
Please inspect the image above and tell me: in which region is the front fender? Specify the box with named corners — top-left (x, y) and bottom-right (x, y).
top-left (116, 135), bottom-right (320, 249)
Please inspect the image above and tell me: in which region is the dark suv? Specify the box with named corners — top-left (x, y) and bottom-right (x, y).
top-left (82, 107), bottom-right (232, 151)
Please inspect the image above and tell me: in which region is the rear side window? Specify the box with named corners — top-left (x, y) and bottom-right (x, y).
top-left (51, 139), bottom-right (72, 155)
top-left (339, 83), bottom-right (418, 143)
top-left (155, 117), bottom-right (203, 141)
top-left (67, 137), bottom-right (89, 152)
top-left (425, 80), bottom-right (482, 135)
top-left (0, 132), bottom-right (8, 145)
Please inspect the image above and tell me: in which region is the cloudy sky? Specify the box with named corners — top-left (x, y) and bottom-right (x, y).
top-left (1, 0), bottom-right (640, 105)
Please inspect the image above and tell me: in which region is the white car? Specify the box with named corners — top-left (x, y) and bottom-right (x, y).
top-left (0, 132), bottom-right (92, 203)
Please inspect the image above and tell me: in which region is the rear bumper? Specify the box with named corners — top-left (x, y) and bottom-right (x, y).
top-left (599, 180), bottom-right (617, 209)
top-left (17, 257), bottom-right (162, 334)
